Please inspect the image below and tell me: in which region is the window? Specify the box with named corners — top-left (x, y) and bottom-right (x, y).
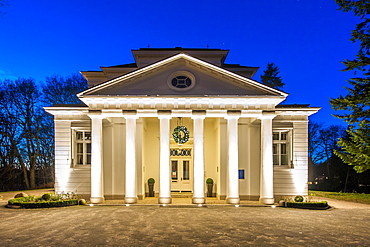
top-left (170, 148), bottom-right (192, 156)
top-left (167, 71), bottom-right (196, 91)
top-left (74, 131), bottom-right (91, 166)
top-left (171, 76), bottom-right (192, 88)
top-left (273, 131), bottom-right (290, 166)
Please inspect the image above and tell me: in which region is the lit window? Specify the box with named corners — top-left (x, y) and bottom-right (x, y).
top-left (273, 131), bottom-right (290, 166)
top-left (74, 131), bottom-right (91, 166)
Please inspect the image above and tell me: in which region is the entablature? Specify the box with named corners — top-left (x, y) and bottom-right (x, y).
top-left (79, 96), bottom-right (284, 111)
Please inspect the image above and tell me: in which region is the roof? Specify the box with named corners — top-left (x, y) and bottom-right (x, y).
top-left (78, 53), bottom-right (288, 98)
top-left (135, 47), bottom-right (228, 52)
top-left (101, 63), bottom-right (137, 68)
top-left (222, 63), bottom-right (258, 69)
top-left (276, 104), bottom-right (311, 108)
top-left (53, 103), bottom-right (88, 107)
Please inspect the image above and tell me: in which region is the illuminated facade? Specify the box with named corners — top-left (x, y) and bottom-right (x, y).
top-left (45, 48), bottom-right (319, 204)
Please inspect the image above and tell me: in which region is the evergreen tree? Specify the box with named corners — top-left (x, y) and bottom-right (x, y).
top-left (330, 0), bottom-right (370, 172)
top-left (260, 62), bottom-right (285, 90)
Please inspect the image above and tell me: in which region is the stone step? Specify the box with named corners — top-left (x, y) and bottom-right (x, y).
top-left (171, 192), bottom-right (193, 198)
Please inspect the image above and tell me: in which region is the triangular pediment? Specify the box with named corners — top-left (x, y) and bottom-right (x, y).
top-left (78, 54), bottom-right (287, 98)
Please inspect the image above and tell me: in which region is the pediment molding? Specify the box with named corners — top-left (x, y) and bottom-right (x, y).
top-left (78, 54), bottom-right (288, 99)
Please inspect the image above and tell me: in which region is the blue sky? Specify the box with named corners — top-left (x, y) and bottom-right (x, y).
top-left (0, 0), bottom-right (360, 126)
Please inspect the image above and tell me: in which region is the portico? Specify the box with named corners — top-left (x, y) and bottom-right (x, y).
top-left (45, 48), bottom-right (319, 205)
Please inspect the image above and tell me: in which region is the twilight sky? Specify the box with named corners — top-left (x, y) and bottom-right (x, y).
top-left (0, 0), bottom-right (360, 126)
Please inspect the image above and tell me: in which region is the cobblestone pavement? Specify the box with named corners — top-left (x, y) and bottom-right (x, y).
top-left (1, 195), bottom-right (370, 246)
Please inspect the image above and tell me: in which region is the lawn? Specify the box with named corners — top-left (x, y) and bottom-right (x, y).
top-left (310, 191), bottom-right (370, 205)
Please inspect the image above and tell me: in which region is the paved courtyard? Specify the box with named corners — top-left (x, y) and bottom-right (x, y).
top-left (1, 194), bottom-right (370, 246)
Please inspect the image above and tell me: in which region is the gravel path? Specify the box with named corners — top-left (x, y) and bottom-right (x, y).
top-left (1, 190), bottom-right (370, 246)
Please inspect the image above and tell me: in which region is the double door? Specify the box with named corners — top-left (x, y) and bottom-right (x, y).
top-left (171, 159), bottom-right (192, 192)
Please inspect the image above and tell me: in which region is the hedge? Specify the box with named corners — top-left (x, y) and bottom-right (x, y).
top-left (286, 201), bottom-right (329, 209)
top-left (8, 197), bottom-right (78, 209)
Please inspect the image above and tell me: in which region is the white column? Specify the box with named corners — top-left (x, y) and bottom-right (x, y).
top-left (158, 115), bottom-right (172, 204)
top-left (226, 114), bottom-right (240, 204)
top-left (90, 114), bottom-right (104, 203)
top-left (124, 116), bottom-right (138, 204)
top-left (259, 114), bottom-right (276, 205)
top-left (192, 115), bottom-right (205, 204)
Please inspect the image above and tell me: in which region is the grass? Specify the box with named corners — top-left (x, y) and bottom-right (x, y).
top-left (310, 190), bottom-right (370, 205)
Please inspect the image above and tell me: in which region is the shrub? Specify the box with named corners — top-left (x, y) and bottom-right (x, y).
top-left (294, 195), bottom-right (304, 202)
top-left (286, 201), bottom-right (328, 209)
top-left (206, 178), bottom-right (214, 184)
top-left (8, 198), bottom-right (78, 208)
top-left (8, 196), bottom-right (35, 203)
top-left (7, 192), bottom-right (80, 208)
top-left (41, 193), bottom-right (52, 201)
top-left (148, 178), bottom-right (155, 184)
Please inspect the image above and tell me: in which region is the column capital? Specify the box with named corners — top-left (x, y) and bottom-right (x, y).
top-left (225, 110), bottom-right (241, 120)
top-left (158, 110), bottom-right (172, 119)
top-left (123, 110), bottom-right (139, 119)
top-left (88, 110), bottom-right (104, 119)
top-left (191, 110), bottom-right (206, 119)
top-left (259, 112), bottom-right (276, 120)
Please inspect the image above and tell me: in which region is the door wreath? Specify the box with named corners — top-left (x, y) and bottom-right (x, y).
top-left (172, 126), bottom-right (189, 145)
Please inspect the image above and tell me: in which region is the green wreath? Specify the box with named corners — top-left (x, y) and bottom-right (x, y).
top-left (172, 126), bottom-right (189, 145)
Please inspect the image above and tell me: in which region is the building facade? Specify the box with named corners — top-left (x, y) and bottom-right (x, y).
top-left (45, 48), bottom-right (319, 204)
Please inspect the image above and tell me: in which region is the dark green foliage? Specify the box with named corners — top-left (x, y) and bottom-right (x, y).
top-left (8, 197), bottom-right (78, 208)
top-left (172, 126), bottom-right (190, 145)
top-left (294, 195), bottom-right (304, 202)
top-left (260, 62), bottom-right (285, 90)
top-left (206, 178), bottom-right (213, 184)
top-left (8, 196), bottom-right (35, 203)
top-left (8, 192), bottom-right (80, 208)
top-left (286, 201), bottom-right (328, 209)
top-left (41, 193), bottom-right (52, 201)
top-left (330, 0), bottom-right (370, 173)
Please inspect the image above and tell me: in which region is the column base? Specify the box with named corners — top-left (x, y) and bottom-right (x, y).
top-left (259, 197), bottom-right (275, 205)
top-left (158, 197), bottom-right (172, 204)
top-left (226, 197), bottom-right (240, 204)
top-left (125, 197), bottom-right (138, 204)
top-left (192, 197), bottom-right (205, 204)
top-left (90, 197), bottom-right (105, 204)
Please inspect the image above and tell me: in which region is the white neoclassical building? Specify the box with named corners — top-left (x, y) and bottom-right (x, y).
top-left (45, 48), bottom-right (319, 204)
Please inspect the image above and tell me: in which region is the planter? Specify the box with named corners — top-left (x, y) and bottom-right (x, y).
top-left (207, 183), bottom-right (213, 197)
top-left (206, 178), bottom-right (214, 197)
top-left (147, 178), bottom-right (155, 197)
top-left (148, 183), bottom-right (155, 197)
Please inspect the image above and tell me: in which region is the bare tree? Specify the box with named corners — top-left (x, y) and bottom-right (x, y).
top-left (42, 73), bottom-right (87, 105)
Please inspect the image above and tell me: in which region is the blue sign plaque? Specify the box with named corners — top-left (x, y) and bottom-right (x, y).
top-left (238, 169), bottom-right (245, 179)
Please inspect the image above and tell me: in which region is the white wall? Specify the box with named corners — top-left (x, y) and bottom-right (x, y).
top-left (143, 118), bottom-right (160, 194)
top-left (273, 120), bottom-right (309, 197)
top-left (204, 118), bottom-right (218, 195)
top-left (54, 120), bottom-right (91, 196)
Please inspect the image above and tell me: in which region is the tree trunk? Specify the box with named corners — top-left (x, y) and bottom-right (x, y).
top-left (13, 143), bottom-right (30, 189)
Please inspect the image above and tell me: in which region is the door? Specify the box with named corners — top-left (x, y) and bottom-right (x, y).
top-left (171, 159), bottom-right (192, 192)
